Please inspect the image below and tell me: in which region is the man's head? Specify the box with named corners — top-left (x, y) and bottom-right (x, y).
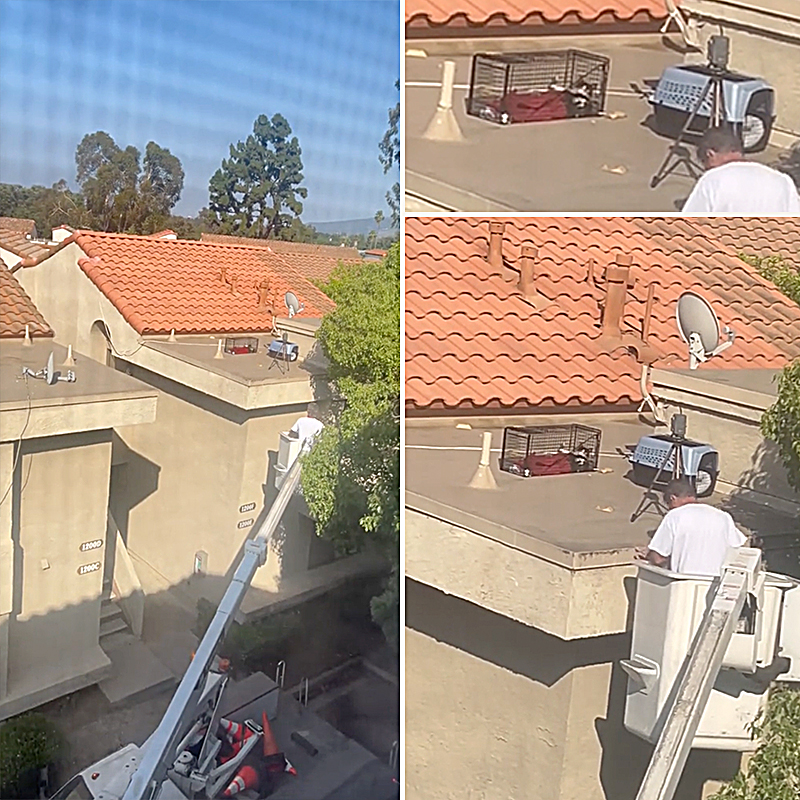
top-left (307, 403), bottom-right (318, 420)
top-left (665, 478), bottom-right (697, 509)
top-left (697, 126), bottom-right (745, 170)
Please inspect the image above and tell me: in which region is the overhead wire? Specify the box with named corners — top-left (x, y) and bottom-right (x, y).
top-left (0, 372), bottom-right (32, 509)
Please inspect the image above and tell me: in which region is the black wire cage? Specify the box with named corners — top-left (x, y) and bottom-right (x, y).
top-left (499, 424), bottom-right (602, 477)
top-left (466, 50), bottom-right (610, 125)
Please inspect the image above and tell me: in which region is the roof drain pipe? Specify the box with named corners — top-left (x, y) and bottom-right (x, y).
top-left (637, 284), bottom-right (666, 425)
top-left (469, 431), bottom-right (498, 490)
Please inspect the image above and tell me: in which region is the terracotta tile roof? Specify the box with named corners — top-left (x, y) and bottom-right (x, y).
top-left (0, 230), bottom-right (53, 262)
top-left (200, 233), bottom-right (362, 284)
top-left (689, 218), bottom-right (800, 265)
top-left (406, 0), bottom-right (667, 29)
top-left (0, 268), bottom-right (53, 338)
top-left (406, 217), bottom-right (800, 411)
top-left (0, 217), bottom-right (37, 236)
top-left (69, 231), bottom-right (335, 336)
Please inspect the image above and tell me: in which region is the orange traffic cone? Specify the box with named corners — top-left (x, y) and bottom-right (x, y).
top-left (222, 764), bottom-right (260, 797)
top-left (219, 718), bottom-right (243, 740)
top-left (262, 712), bottom-right (279, 757)
top-left (261, 712), bottom-right (289, 775)
top-left (285, 757), bottom-right (297, 776)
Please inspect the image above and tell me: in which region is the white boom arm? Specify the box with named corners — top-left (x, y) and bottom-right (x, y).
top-left (635, 549), bottom-right (761, 800)
top-left (121, 450), bottom-right (307, 800)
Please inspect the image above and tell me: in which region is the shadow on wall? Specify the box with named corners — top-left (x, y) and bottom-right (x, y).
top-left (108, 434), bottom-right (161, 547)
top-left (407, 579), bottom-right (742, 800)
top-left (718, 439), bottom-right (800, 580)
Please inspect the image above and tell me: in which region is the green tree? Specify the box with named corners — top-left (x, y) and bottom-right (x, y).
top-left (0, 181), bottom-right (90, 237)
top-left (300, 244), bottom-right (400, 649)
top-left (740, 253), bottom-right (800, 308)
top-left (208, 114), bottom-right (307, 239)
top-left (710, 687), bottom-right (800, 800)
top-left (762, 359), bottom-right (800, 495)
top-left (75, 131), bottom-right (184, 233)
top-left (379, 82), bottom-right (400, 228)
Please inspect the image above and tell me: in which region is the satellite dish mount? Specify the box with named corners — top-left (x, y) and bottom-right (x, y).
top-left (675, 291), bottom-right (734, 370)
top-left (284, 291), bottom-right (304, 319)
top-left (22, 351), bottom-right (76, 385)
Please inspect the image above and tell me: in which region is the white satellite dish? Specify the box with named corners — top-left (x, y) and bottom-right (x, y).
top-left (21, 350), bottom-right (76, 385)
top-left (676, 291), bottom-right (735, 369)
top-left (285, 291), bottom-right (304, 319)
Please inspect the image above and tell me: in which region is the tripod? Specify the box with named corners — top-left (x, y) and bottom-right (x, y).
top-left (630, 437), bottom-right (690, 523)
top-left (650, 69), bottom-right (728, 189)
top-left (268, 335), bottom-right (291, 375)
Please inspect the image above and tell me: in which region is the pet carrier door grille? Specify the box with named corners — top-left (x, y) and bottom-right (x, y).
top-left (500, 424), bottom-right (601, 477)
top-left (467, 50), bottom-right (610, 125)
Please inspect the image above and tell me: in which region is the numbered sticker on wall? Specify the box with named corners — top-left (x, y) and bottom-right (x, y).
top-left (238, 519), bottom-right (254, 530)
top-left (80, 539), bottom-right (104, 552)
top-left (239, 502), bottom-right (256, 514)
top-left (78, 561), bottom-right (101, 576)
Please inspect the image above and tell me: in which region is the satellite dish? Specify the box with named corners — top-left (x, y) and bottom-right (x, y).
top-left (284, 291), bottom-right (304, 319)
top-left (676, 291), bottom-right (735, 369)
top-left (45, 352), bottom-right (57, 385)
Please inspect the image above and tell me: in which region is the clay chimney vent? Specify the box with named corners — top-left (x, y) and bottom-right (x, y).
top-left (220, 265), bottom-right (228, 283)
top-left (602, 254), bottom-right (634, 338)
top-left (229, 276), bottom-right (238, 295)
top-left (518, 246), bottom-right (538, 298)
top-left (488, 221), bottom-right (505, 268)
top-left (257, 279), bottom-right (271, 307)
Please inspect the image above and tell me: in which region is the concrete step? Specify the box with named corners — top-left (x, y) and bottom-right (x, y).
top-left (100, 600), bottom-right (124, 623)
top-left (98, 636), bottom-right (177, 708)
top-left (99, 615), bottom-right (129, 640)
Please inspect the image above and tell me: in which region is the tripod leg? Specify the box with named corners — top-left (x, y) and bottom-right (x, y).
top-left (630, 443), bottom-right (676, 522)
top-left (650, 78), bottom-right (714, 189)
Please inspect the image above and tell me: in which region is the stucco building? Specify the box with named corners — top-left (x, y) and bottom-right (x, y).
top-left (0, 268), bottom-right (157, 720)
top-left (404, 217), bottom-right (800, 799)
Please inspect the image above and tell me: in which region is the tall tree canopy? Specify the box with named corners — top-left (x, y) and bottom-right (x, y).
top-left (379, 82), bottom-right (400, 229)
top-left (208, 113), bottom-right (307, 239)
top-left (300, 244), bottom-right (400, 649)
top-left (75, 131), bottom-right (184, 233)
top-left (0, 180), bottom-right (90, 237)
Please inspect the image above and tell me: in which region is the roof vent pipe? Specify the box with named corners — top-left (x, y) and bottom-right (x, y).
top-left (468, 431), bottom-right (498, 490)
top-left (488, 221), bottom-right (505, 269)
top-left (518, 246), bottom-right (538, 298)
top-left (602, 254), bottom-right (634, 338)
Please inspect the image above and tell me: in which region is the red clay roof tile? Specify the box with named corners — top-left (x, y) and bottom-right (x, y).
top-left (200, 233), bottom-right (362, 284)
top-left (406, 0), bottom-right (667, 28)
top-left (406, 217), bottom-right (800, 411)
top-left (71, 231), bottom-right (335, 336)
top-left (0, 268), bottom-right (53, 338)
top-left (0, 230), bottom-right (53, 261)
top-left (0, 217), bottom-right (37, 236)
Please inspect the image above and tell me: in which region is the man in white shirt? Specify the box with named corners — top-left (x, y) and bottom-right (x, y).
top-left (636, 478), bottom-right (747, 577)
top-left (681, 127), bottom-right (800, 214)
top-left (289, 404), bottom-right (325, 446)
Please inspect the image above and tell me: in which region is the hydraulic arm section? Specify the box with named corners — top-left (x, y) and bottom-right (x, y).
top-left (121, 449), bottom-right (307, 800)
top-left (635, 548), bottom-right (762, 800)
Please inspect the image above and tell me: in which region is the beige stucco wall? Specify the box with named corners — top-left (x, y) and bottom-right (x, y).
top-left (0, 432), bottom-right (113, 720)
top-left (681, 0), bottom-right (800, 138)
top-left (405, 508), bottom-right (634, 640)
top-left (112, 364), bottom-right (317, 593)
top-left (406, 580), bottom-right (743, 800)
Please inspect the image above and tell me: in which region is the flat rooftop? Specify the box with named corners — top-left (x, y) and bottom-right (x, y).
top-left (406, 418), bottom-right (799, 570)
top-left (142, 331), bottom-right (323, 387)
top-left (405, 34), bottom-right (787, 213)
top-left (0, 340), bottom-right (155, 408)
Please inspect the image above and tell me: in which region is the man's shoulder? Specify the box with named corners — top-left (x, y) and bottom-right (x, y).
top-left (709, 160), bottom-right (786, 183)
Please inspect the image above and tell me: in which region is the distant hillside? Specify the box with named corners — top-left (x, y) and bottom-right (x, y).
top-left (310, 217), bottom-right (397, 236)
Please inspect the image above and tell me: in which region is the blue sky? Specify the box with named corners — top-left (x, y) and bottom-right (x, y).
top-left (0, 0), bottom-right (399, 222)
